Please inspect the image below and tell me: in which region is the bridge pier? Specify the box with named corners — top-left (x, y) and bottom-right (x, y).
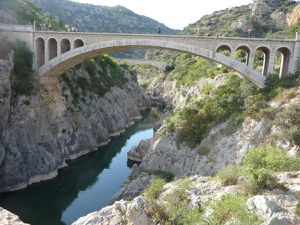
top-left (291, 32), bottom-right (300, 74)
top-left (267, 54), bottom-right (275, 75)
top-left (262, 52), bottom-right (271, 76)
top-left (248, 52), bottom-right (255, 71)
top-left (45, 39), bottom-right (50, 63)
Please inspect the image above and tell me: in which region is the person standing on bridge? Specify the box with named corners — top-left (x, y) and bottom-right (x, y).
top-left (157, 26), bottom-right (161, 34)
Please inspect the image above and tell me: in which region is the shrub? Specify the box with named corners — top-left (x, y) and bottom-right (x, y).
top-left (13, 40), bottom-right (34, 95)
top-left (207, 194), bottom-right (261, 225)
top-left (99, 55), bottom-right (127, 88)
top-left (119, 60), bottom-right (132, 70)
top-left (217, 165), bottom-right (242, 186)
top-left (244, 94), bottom-right (267, 116)
top-left (264, 73), bottom-right (300, 95)
top-left (274, 104), bottom-right (300, 146)
top-left (250, 168), bottom-right (279, 191)
top-left (296, 192), bottom-right (300, 216)
top-left (202, 83), bottom-right (213, 95)
top-left (144, 178), bottom-right (166, 201)
top-left (77, 77), bottom-right (90, 93)
top-left (144, 178), bottom-right (202, 225)
top-left (164, 179), bottom-right (199, 225)
top-left (144, 200), bottom-right (169, 225)
top-left (243, 145), bottom-right (300, 173)
top-left (242, 145), bottom-right (300, 192)
top-left (176, 75), bottom-right (248, 147)
top-left (83, 59), bottom-right (97, 76)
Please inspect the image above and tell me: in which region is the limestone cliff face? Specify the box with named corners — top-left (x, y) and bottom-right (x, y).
top-left (0, 58), bottom-right (149, 193)
top-left (132, 118), bottom-right (271, 178)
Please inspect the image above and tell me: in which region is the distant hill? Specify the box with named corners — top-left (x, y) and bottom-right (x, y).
top-left (29, 0), bottom-right (178, 34)
top-left (0, 0), bottom-right (63, 30)
top-left (183, 0), bottom-right (300, 39)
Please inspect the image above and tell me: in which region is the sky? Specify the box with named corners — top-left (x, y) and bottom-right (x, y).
top-left (71, 0), bottom-right (253, 30)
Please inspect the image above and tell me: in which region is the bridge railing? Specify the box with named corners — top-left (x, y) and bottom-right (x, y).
top-left (0, 23), bottom-right (34, 32)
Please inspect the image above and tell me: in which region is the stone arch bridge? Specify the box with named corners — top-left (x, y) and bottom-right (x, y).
top-left (1, 23), bottom-right (300, 88)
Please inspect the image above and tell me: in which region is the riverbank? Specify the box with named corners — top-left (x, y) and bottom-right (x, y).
top-left (0, 111), bottom-right (159, 225)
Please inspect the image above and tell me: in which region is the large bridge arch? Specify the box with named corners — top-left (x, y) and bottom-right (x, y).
top-left (37, 39), bottom-right (266, 87)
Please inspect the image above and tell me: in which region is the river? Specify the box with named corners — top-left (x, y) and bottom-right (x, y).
top-left (0, 112), bottom-right (157, 225)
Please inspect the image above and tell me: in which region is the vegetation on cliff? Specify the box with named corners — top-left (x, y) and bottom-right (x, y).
top-left (0, 35), bottom-right (34, 95)
top-left (183, 0), bottom-right (299, 38)
top-left (60, 55), bottom-right (129, 105)
top-left (162, 72), bottom-right (300, 148)
top-left (12, 40), bottom-right (34, 95)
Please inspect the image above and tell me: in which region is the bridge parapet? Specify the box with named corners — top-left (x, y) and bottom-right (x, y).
top-left (0, 23), bottom-right (34, 32)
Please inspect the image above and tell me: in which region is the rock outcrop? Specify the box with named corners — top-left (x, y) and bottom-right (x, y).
top-left (0, 57), bottom-right (149, 193)
top-left (128, 117), bottom-right (271, 179)
top-left (0, 207), bottom-right (29, 225)
top-left (73, 196), bottom-right (152, 225)
top-left (73, 175), bottom-right (300, 225)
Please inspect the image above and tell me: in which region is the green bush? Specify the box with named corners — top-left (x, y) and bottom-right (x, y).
top-left (77, 77), bottom-right (90, 93)
top-left (83, 59), bottom-right (97, 76)
top-left (207, 194), bottom-right (261, 225)
top-left (13, 40), bottom-right (34, 95)
top-left (144, 178), bottom-right (166, 201)
top-left (144, 200), bottom-right (169, 225)
top-left (164, 179), bottom-right (199, 225)
top-left (243, 145), bottom-right (300, 173)
top-left (176, 75), bottom-right (252, 147)
top-left (144, 179), bottom-right (202, 225)
top-left (242, 145), bottom-right (300, 192)
top-left (202, 83), bottom-right (213, 95)
top-left (217, 165), bottom-right (242, 186)
top-left (274, 104), bottom-right (300, 146)
top-left (296, 192), bottom-right (300, 216)
top-left (99, 55), bottom-right (127, 88)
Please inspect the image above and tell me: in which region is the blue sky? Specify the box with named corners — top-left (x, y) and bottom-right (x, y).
top-left (72, 0), bottom-right (253, 29)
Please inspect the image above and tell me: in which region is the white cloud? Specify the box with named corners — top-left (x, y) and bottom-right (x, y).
top-left (71, 0), bottom-right (253, 29)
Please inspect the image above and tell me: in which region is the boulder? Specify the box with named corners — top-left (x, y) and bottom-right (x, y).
top-left (0, 207), bottom-right (29, 225)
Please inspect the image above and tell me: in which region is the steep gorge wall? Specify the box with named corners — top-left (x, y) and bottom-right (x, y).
top-left (0, 57), bottom-right (149, 193)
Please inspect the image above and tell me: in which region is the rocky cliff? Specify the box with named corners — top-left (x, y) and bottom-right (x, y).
top-left (183, 0), bottom-right (299, 38)
top-left (0, 53), bottom-right (149, 193)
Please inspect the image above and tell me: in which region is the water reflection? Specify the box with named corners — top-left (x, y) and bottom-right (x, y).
top-left (0, 114), bottom-right (156, 225)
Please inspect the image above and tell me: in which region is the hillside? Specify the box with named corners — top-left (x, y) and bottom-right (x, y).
top-left (183, 0), bottom-right (299, 38)
top-left (0, 0), bottom-right (63, 30)
top-left (29, 0), bottom-right (177, 34)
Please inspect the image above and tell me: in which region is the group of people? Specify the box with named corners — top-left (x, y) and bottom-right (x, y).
top-left (157, 26), bottom-right (161, 34)
top-left (65, 24), bottom-right (78, 32)
top-left (40, 21), bottom-right (52, 31)
top-left (39, 21), bottom-right (79, 32)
